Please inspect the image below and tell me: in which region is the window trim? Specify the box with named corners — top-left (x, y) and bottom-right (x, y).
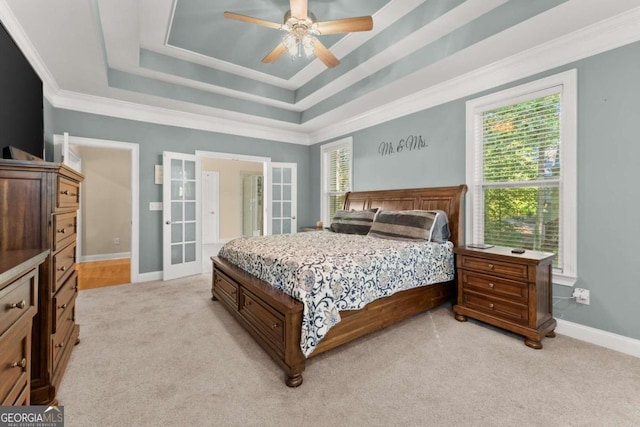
top-left (320, 137), bottom-right (353, 227)
top-left (465, 70), bottom-right (577, 286)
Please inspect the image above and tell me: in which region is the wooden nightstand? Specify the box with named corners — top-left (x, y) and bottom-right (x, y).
top-left (453, 245), bottom-right (556, 349)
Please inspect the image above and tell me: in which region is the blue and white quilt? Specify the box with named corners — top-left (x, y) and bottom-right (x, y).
top-left (218, 231), bottom-right (454, 357)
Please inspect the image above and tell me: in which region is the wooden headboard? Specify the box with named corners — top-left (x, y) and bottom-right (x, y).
top-left (343, 185), bottom-right (467, 247)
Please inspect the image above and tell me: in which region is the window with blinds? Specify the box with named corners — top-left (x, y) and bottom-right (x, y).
top-left (479, 92), bottom-right (561, 262)
top-left (466, 70), bottom-right (577, 285)
top-left (321, 138), bottom-right (352, 226)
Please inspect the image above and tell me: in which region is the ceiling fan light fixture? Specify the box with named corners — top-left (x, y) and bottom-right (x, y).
top-left (280, 10), bottom-right (318, 59)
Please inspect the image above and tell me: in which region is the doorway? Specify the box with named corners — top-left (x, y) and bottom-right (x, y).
top-left (53, 134), bottom-right (140, 284)
top-left (198, 151), bottom-right (268, 273)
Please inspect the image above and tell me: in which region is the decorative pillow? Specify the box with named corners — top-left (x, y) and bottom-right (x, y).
top-left (330, 208), bottom-right (378, 235)
top-left (368, 210), bottom-right (450, 242)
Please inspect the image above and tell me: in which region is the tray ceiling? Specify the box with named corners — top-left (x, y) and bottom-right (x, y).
top-left (2, 0), bottom-right (640, 144)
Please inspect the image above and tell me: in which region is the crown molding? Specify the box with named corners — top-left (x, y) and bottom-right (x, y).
top-left (0, 0), bottom-right (59, 92)
top-left (307, 6), bottom-right (640, 144)
top-left (45, 88), bottom-right (310, 145)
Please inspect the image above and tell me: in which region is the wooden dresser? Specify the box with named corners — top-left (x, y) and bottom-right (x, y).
top-left (0, 250), bottom-right (48, 405)
top-left (0, 160), bottom-right (83, 405)
top-left (453, 245), bottom-right (556, 349)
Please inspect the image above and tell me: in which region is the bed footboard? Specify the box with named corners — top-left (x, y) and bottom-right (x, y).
top-left (211, 256), bottom-right (306, 387)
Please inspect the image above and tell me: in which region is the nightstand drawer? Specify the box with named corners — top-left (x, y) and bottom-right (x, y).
top-left (462, 292), bottom-right (528, 325)
top-left (460, 255), bottom-right (528, 280)
top-left (461, 271), bottom-right (528, 304)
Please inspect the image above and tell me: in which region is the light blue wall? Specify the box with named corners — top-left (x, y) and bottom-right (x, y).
top-left (44, 107), bottom-right (312, 274)
top-left (311, 41), bottom-right (640, 341)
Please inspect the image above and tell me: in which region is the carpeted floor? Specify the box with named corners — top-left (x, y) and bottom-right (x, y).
top-left (57, 274), bottom-right (640, 426)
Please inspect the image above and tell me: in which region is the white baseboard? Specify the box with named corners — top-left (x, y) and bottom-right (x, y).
top-left (79, 252), bottom-right (131, 262)
top-left (136, 271), bottom-right (163, 283)
top-left (556, 319), bottom-right (640, 358)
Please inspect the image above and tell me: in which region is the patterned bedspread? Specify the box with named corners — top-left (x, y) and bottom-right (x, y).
top-left (218, 231), bottom-right (454, 357)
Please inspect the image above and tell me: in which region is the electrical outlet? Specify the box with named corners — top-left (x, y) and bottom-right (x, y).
top-left (113, 237), bottom-right (120, 245)
top-left (573, 287), bottom-right (590, 305)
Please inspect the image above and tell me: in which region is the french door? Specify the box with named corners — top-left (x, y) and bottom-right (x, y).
top-left (270, 163), bottom-right (297, 234)
top-left (163, 152), bottom-right (201, 280)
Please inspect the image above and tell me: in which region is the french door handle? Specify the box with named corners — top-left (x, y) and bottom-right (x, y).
top-left (291, 216), bottom-right (296, 220)
top-left (165, 221), bottom-right (171, 225)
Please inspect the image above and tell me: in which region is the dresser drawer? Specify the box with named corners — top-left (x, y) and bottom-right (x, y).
top-left (213, 271), bottom-right (238, 307)
top-left (460, 255), bottom-right (528, 280)
top-left (239, 290), bottom-right (284, 351)
top-left (52, 299), bottom-right (75, 369)
top-left (461, 271), bottom-right (528, 304)
top-left (462, 292), bottom-right (528, 325)
top-left (53, 212), bottom-right (77, 252)
top-left (0, 268), bottom-right (37, 336)
top-left (53, 271), bottom-right (78, 334)
top-left (0, 321), bottom-right (30, 405)
top-left (57, 176), bottom-right (80, 209)
top-left (53, 243), bottom-right (76, 293)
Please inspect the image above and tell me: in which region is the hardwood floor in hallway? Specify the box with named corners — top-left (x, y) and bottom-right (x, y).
top-left (76, 258), bottom-right (131, 290)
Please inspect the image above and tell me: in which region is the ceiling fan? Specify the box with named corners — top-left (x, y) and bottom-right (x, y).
top-left (224, 0), bottom-right (374, 68)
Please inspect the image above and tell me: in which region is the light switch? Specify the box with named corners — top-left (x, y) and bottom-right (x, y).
top-left (149, 202), bottom-right (163, 211)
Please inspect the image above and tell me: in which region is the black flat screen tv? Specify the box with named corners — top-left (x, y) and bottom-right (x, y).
top-left (0, 20), bottom-right (44, 160)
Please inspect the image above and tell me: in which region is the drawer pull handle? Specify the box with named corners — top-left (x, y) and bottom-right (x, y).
top-left (61, 190), bottom-right (77, 197)
top-left (58, 303), bottom-right (68, 310)
top-left (487, 263), bottom-right (494, 270)
top-left (11, 358), bottom-right (27, 369)
top-left (59, 266), bottom-right (66, 272)
top-left (489, 303), bottom-right (494, 309)
top-left (10, 300), bottom-right (26, 309)
top-left (55, 343), bottom-right (64, 349)
top-left (231, 291), bottom-right (237, 296)
top-left (246, 300), bottom-right (252, 306)
top-left (489, 283), bottom-right (495, 289)
top-left (271, 323), bottom-right (279, 329)
top-left (58, 228), bottom-right (66, 234)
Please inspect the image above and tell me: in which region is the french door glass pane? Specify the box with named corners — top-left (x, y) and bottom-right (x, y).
top-left (171, 244), bottom-right (182, 265)
top-left (185, 243), bottom-right (196, 262)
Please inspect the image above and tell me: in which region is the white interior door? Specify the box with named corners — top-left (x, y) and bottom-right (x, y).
top-left (270, 163), bottom-right (297, 234)
top-left (202, 171), bottom-right (219, 244)
top-left (163, 152), bottom-right (201, 280)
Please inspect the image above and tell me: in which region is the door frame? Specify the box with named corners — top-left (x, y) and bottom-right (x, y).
top-left (52, 133), bottom-right (141, 283)
top-left (201, 171), bottom-right (220, 244)
top-left (195, 150), bottom-right (272, 236)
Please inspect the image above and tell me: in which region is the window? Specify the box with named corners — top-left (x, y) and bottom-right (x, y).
top-left (466, 70), bottom-right (577, 285)
top-left (320, 137), bottom-right (353, 226)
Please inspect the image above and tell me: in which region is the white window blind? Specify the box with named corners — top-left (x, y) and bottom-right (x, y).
top-left (321, 138), bottom-right (352, 226)
top-left (466, 70), bottom-right (577, 285)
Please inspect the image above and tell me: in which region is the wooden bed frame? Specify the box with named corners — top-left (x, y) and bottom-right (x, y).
top-left (211, 185), bottom-right (467, 387)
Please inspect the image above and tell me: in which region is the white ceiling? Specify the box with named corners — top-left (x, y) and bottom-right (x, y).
top-left (2, 0), bottom-right (640, 145)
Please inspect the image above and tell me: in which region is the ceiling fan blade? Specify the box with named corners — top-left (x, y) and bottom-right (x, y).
top-left (224, 12), bottom-right (282, 30)
top-left (290, 0), bottom-right (308, 19)
top-left (312, 38), bottom-right (339, 68)
top-left (317, 16), bottom-right (373, 34)
top-left (262, 43), bottom-right (288, 64)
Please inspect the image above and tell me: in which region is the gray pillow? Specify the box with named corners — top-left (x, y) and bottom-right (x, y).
top-left (368, 210), bottom-right (450, 242)
top-left (330, 208), bottom-right (378, 235)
